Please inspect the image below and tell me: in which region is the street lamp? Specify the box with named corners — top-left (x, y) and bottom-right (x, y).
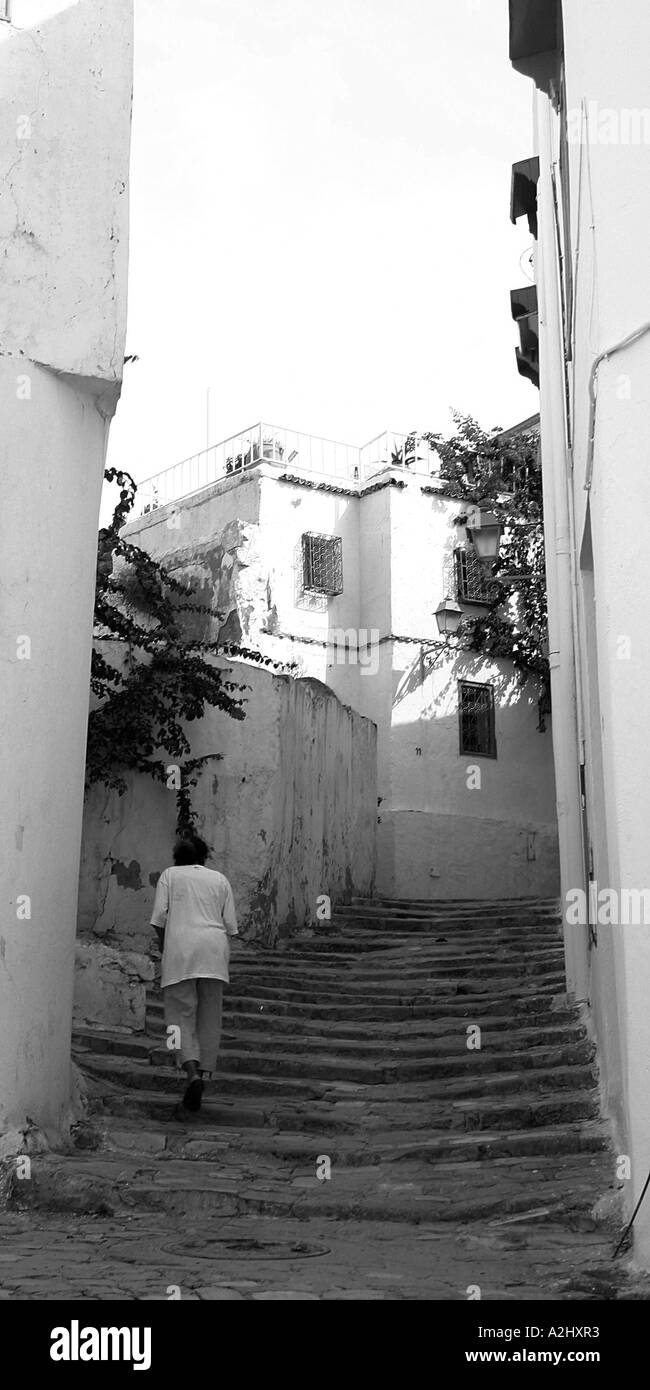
top-left (434, 597), bottom-right (463, 637)
top-left (465, 506), bottom-right (502, 565)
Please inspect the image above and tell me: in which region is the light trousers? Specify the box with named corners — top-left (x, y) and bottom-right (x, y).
top-left (163, 977), bottom-right (224, 1074)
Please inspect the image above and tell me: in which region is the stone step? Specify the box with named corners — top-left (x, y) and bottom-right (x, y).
top-left (215, 972), bottom-right (567, 1008)
top-left (76, 1018), bottom-right (589, 1064)
top-left (323, 917), bottom-right (561, 928)
top-left (145, 989), bottom-right (575, 1023)
top-left (240, 936), bottom-right (564, 958)
top-left (309, 922), bottom-right (563, 945)
top-left (198, 1038), bottom-right (592, 1081)
top-left (222, 945), bottom-right (563, 978)
top-left (261, 922), bottom-right (566, 945)
top-left (331, 910), bottom-right (560, 922)
top-left (350, 900), bottom-right (558, 911)
top-left (221, 1117), bottom-right (607, 1165)
top-left (75, 1033), bottom-right (595, 1093)
top-left (44, 895), bottom-right (612, 1257)
top-left (145, 1000), bottom-right (582, 1037)
top-left (91, 1060), bottom-right (600, 1131)
top-left (24, 1142), bottom-right (607, 1226)
top-left (352, 903), bottom-right (562, 913)
top-left (263, 927), bottom-right (559, 942)
top-left (145, 990), bottom-right (574, 1025)
top-left (331, 908), bottom-right (563, 926)
top-left (98, 1089), bottom-right (600, 1157)
top-left (145, 1014), bottom-right (584, 1050)
top-left (77, 1051), bottom-right (327, 1099)
top-left (236, 954), bottom-right (566, 978)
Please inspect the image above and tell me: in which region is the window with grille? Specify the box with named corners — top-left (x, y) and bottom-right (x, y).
top-left (301, 533), bottom-right (343, 596)
top-left (496, 456), bottom-right (520, 492)
top-left (465, 455), bottom-right (529, 494)
top-left (454, 546), bottom-right (494, 604)
top-left (459, 681), bottom-right (496, 758)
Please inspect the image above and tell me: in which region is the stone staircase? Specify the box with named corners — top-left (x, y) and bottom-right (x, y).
top-left (29, 896), bottom-right (616, 1236)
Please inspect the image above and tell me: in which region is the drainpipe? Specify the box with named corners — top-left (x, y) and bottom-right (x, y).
top-left (535, 91), bottom-right (589, 999)
top-left (584, 322), bottom-right (650, 492)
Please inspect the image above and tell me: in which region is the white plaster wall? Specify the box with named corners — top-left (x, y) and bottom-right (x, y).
top-left (79, 663), bottom-right (377, 950)
top-left (564, 0), bottom-right (650, 1265)
top-left (381, 644), bottom-right (558, 899)
top-left (0, 0), bottom-right (131, 388)
top-left (359, 485), bottom-right (392, 636)
top-left (378, 477), bottom-right (558, 898)
top-left (389, 484), bottom-right (460, 638)
top-left (391, 652), bottom-right (551, 821)
top-left (258, 473), bottom-right (361, 645)
top-left (521, 0), bottom-right (650, 1263)
top-left (0, 0), bottom-right (132, 1139)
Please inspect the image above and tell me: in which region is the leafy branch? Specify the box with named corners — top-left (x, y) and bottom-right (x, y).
top-left (88, 468), bottom-right (290, 825)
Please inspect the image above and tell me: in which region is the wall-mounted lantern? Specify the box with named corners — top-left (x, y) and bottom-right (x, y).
top-left (434, 598), bottom-right (463, 637)
top-left (465, 506), bottom-right (502, 565)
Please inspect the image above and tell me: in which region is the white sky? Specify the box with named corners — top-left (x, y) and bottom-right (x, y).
top-left (105, 0), bottom-right (538, 509)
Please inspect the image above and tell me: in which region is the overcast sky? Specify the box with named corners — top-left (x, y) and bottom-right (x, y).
top-left (105, 0), bottom-right (538, 508)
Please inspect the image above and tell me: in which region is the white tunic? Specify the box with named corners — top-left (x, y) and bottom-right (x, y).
top-left (150, 864), bottom-right (238, 989)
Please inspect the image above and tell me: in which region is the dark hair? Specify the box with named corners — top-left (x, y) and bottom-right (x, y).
top-left (173, 831), bottom-right (209, 866)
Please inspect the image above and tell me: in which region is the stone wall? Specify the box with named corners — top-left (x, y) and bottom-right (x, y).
top-left (73, 942), bottom-right (153, 1033)
top-left (78, 663), bottom-right (377, 950)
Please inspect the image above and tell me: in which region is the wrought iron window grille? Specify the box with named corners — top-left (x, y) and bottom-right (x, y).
top-left (450, 546), bottom-right (495, 605)
top-left (300, 532), bottom-right (343, 597)
top-left (458, 681), bottom-right (497, 759)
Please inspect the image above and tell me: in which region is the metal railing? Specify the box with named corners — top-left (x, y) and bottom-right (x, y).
top-left (135, 422), bottom-right (439, 515)
top-left (359, 431), bottom-right (439, 480)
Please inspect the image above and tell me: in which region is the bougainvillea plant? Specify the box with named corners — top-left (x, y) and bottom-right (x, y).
top-left (417, 412), bottom-right (550, 729)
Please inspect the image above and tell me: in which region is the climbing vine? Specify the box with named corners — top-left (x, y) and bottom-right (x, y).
top-left (88, 468), bottom-right (287, 826)
top-left (417, 412), bottom-right (550, 727)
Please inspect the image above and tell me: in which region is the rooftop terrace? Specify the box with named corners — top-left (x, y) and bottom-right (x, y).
top-left (135, 423), bottom-right (440, 515)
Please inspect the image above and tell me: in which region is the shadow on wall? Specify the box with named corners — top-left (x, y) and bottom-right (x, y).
top-left (378, 650), bottom-right (559, 900)
top-left (78, 665), bottom-right (377, 951)
top-left (393, 643), bottom-right (540, 718)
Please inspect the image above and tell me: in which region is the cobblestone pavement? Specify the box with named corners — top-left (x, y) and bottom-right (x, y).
top-left (0, 1208), bottom-right (648, 1301)
top-left (3, 899), bottom-right (649, 1300)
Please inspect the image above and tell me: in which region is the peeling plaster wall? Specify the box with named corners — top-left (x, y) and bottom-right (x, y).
top-left (0, 0), bottom-right (132, 1138)
top-left (74, 941), bottom-right (154, 1033)
top-left (79, 664), bottom-right (377, 950)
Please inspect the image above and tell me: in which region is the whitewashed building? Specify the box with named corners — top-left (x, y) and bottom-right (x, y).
top-left (509, 0), bottom-right (650, 1263)
top-left (0, 0), bottom-right (132, 1140)
top-left (123, 419), bottom-right (559, 902)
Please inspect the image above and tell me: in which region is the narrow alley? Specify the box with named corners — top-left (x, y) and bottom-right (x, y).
top-left (1, 899), bottom-right (643, 1301)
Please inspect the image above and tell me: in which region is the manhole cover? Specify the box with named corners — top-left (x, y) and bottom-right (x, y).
top-left (160, 1238), bottom-right (329, 1262)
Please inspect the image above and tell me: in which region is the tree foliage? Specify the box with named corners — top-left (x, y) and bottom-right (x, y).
top-left (88, 468), bottom-right (285, 825)
top-left (418, 412), bottom-right (550, 728)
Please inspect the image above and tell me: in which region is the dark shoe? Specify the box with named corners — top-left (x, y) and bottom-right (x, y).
top-left (182, 1077), bottom-right (203, 1112)
top-left (172, 1102), bottom-right (198, 1123)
